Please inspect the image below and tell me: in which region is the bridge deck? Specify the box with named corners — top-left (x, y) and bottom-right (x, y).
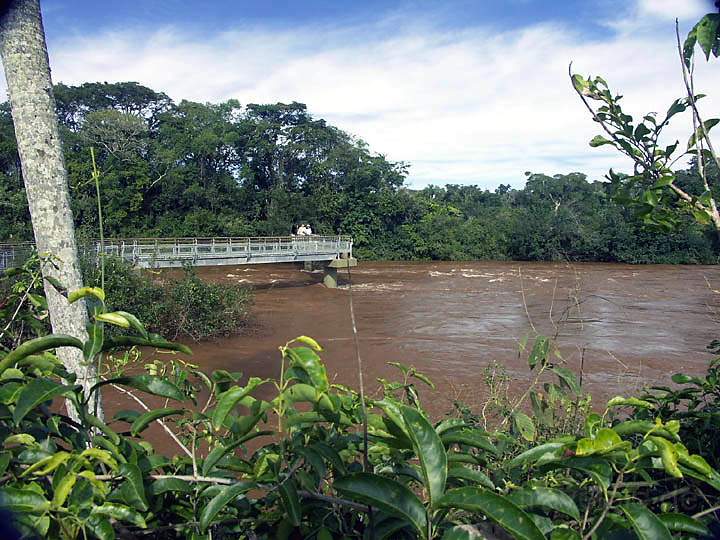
top-left (0, 236), bottom-right (353, 270)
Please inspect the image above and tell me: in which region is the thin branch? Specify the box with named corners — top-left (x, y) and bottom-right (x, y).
top-left (299, 490), bottom-right (370, 512)
top-left (518, 266), bottom-right (537, 334)
top-left (345, 262), bottom-right (374, 535)
top-left (693, 503), bottom-right (720, 519)
top-left (676, 21), bottom-right (720, 173)
top-left (583, 471), bottom-right (623, 540)
top-left (96, 473), bottom-right (235, 485)
top-left (110, 383), bottom-right (192, 459)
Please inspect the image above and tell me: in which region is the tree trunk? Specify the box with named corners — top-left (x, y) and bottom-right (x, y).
top-left (0, 0), bottom-right (102, 419)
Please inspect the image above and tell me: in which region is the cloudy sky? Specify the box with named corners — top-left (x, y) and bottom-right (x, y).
top-left (2, 0), bottom-right (719, 188)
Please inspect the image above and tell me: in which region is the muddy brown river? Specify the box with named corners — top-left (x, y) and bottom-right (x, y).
top-left (104, 261), bottom-right (720, 452)
top-left (157, 261), bottom-right (720, 414)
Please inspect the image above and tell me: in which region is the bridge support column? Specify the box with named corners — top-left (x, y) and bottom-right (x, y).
top-left (323, 267), bottom-right (338, 288)
top-left (323, 257), bottom-right (358, 288)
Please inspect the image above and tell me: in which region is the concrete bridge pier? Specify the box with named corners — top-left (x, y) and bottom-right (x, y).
top-left (323, 257), bottom-right (358, 288)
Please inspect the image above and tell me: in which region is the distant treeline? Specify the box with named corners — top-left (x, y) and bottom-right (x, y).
top-left (1, 82), bottom-right (717, 263)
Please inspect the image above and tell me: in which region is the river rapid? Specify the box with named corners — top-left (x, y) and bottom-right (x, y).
top-left (164, 261), bottom-right (720, 416)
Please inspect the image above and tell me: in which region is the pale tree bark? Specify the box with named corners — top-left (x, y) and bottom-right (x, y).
top-left (0, 0), bottom-right (102, 419)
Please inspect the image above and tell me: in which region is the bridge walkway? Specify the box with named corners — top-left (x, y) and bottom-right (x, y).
top-left (0, 236), bottom-right (354, 272)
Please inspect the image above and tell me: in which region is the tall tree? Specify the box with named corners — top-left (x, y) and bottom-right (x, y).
top-left (0, 0), bottom-right (101, 417)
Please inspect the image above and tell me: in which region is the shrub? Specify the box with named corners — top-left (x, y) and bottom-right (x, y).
top-left (81, 256), bottom-right (252, 340)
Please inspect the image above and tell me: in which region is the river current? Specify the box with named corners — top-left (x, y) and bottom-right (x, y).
top-left (171, 261), bottom-right (720, 415)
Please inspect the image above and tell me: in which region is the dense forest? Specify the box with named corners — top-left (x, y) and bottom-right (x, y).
top-left (1, 81), bottom-right (717, 263)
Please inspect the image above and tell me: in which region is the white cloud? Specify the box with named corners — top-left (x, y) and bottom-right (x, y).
top-left (1, 2), bottom-right (719, 189)
top-left (636, 0), bottom-right (708, 21)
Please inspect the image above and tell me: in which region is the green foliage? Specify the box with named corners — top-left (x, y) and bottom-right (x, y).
top-left (1, 83), bottom-right (717, 264)
top-left (572, 9), bottom-right (720, 234)
top-left (81, 256), bottom-right (252, 340)
top-left (0, 252), bottom-right (55, 352)
top-left (1, 277), bottom-right (720, 538)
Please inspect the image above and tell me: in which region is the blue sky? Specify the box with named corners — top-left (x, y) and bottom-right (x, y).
top-left (4, 0), bottom-right (719, 188)
top-left (42, 0), bottom-right (609, 38)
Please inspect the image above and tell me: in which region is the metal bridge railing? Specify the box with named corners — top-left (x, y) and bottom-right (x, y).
top-left (1, 236), bottom-right (354, 270)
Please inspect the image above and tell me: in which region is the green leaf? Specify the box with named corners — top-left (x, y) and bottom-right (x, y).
top-left (86, 515), bottom-right (115, 540)
top-left (550, 528), bottom-right (581, 540)
top-left (92, 502), bottom-right (147, 528)
top-left (620, 503), bottom-right (672, 540)
top-left (508, 487), bottom-right (580, 520)
top-left (658, 513), bottom-right (709, 536)
top-left (552, 367), bottom-right (581, 394)
top-left (116, 463), bottom-right (148, 512)
top-left (696, 14), bottom-right (720, 60)
top-left (22, 451), bottom-right (71, 476)
top-left (442, 524), bottom-right (485, 539)
top-left (400, 404), bottom-right (447, 508)
top-left (513, 412), bottom-right (537, 442)
top-left (649, 436), bottom-right (682, 478)
top-left (27, 293), bottom-right (47, 310)
top-left (292, 335), bottom-right (322, 351)
top-left (85, 515), bottom-right (115, 540)
top-left (676, 452), bottom-right (713, 477)
top-left (114, 311), bottom-right (148, 338)
top-left (684, 28), bottom-right (698, 67)
top-left (0, 335), bottom-right (83, 375)
top-left (687, 118), bottom-right (719, 149)
top-left (447, 465), bottom-right (494, 489)
top-left (286, 347), bottom-right (329, 392)
top-left (52, 473), bottom-right (77, 507)
top-left (589, 135), bottom-right (613, 147)
top-left (0, 452), bottom-right (10, 476)
top-left (91, 375), bottom-right (185, 401)
top-left (441, 429), bottom-right (497, 455)
top-left (607, 396), bottom-right (654, 409)
top-left (437, 487), bottom-right (544, 540)
top-left (199, 481), bottom-right (254, 532)
top-left (435, 418), bottom-right (471, 436)
top-left (571, 74), bottom-right (588, 94)
top-left (95, 312), bottom-right (131, 329)
top-left (312, 441), bottom-right (347, 475)
top-left (85, 412), bottom-right (121, 445)
top-left (13, 378), bottom-right (75, 424)
top-left (372, 516), bottom-right (411, 540)
top-left (68, 287), bottom-right (105, 303)
top-left (148, 478), bottom-right (193, 496)
top-left (613, 420), bottom-right (678, 441)
top-left (282, 383), bottom-right (319, 405)
top-left (528, 336), bottom-right (549, 370)
top-left (279, 477), bottom-right (302, 526)
top-left (0, 487), bottom-right (50, 513)
top-left (130, 408), bottom-right (184, 436)
top-left (334, 472), bottom-right (428, 538)
top-left (576, 428), bottom-right (625, 456)
top-left (296, 446), bottom-right (326, 483)
top-left (202, 430), bottom-right (272, 475)
top-left (634, 124), bottom-right (651, 140)
top-left (102, 335), bottom-right (192, 356)
top-left (506, 442), bottom-right (565, 469)
top-left (212, 377), bottom-right (266, 430)
top-left (84, 322), bottom-right (104, 361)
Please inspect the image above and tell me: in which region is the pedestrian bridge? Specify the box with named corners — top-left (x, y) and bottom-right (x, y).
top-left (0, 236), bottom-right (356, 286)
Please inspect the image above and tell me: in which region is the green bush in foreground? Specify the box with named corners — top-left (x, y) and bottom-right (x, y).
top-left (0, 266), bottom-right (719, 538)
top-left (81, 255), bottom-right (252, 340)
